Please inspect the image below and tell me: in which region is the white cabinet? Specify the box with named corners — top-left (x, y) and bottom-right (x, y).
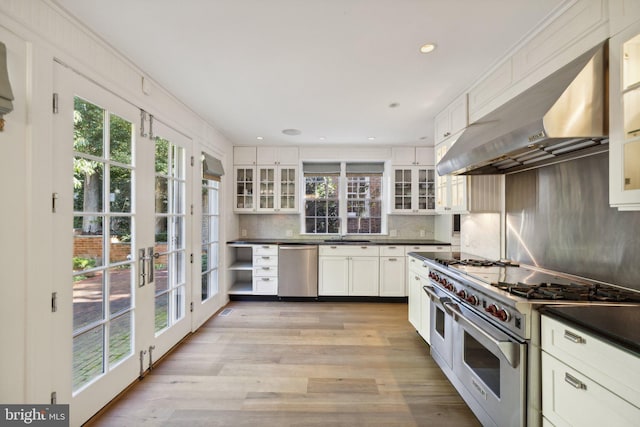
top-left (233, 146), bottom-right (257, 165)
top-left (379, 246), bottom-right (406, 296)
top-left (256, 146), bottom-right (299, 165)
top-left (252, 245), bottom-right (278, 295)
top-left (391, 146), bottom-right (435, 166)
top-left (609, 0), bottom-right (640, 38)
top-left (435, 132), bottom-right (468, 213)
top-left (434, 94), bottom-right (468, 144)
top-left (541, 315), bottom-right (640, 427)
top-left (391, 166), bottom-right (436, 214)
top-left (318, 245), bottom-right (380, 296)
top-left (610, 22), bottom-right (640, 210)
top-left (256, 165), bottom-right (298, 212)
top-left (234, 146), bottom-right (299, 213)
top-left (407, 254), bottom-right (430, 343)
top-left (434, 132), bottom-right (501, 213)
top-left (234, 166), bottom-right (256, 212)
top-left (228, 244), bottom-right (278, 295)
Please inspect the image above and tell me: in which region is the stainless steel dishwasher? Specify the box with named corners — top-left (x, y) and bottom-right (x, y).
top-left (278, 245), bottom-right (318, 298)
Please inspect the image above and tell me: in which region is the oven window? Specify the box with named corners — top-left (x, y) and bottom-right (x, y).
top-left (435, 307), bottom-right (445, 338)
top-left (464, 332), bottom-right (500, 397)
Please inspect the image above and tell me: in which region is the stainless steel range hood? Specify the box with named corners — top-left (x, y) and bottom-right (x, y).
top-left (437, 42), bottom-right (608, 176)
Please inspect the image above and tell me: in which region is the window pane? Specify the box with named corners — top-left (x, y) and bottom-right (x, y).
top-left (110, 166), bottom-right (132, 213)
top-left (73, 325), bottom-right (104, 391)
top-left (74, 97), bottom-right (104, 157)
top-left (73, 270), bottom-right (104, 330)
top-left (155, 293), bottom-right (169, 332)
top-left (109, 113), bottom-right (132, 165)
top-left (109, 266), bottom-right (132, 316)
top-left (74, 160), bottom-right (104, 213)
top-left (155, 176), bottom-right (168, 214)
top-left (109, 312), bottom-right (132, 367)
top-left (109, 216), bottom-right (132, 262)
top-left (155, 138), bottom-right (169, 174)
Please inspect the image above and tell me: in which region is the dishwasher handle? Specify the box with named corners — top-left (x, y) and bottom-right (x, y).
top-left (279, 245), bottom-right (318, 250)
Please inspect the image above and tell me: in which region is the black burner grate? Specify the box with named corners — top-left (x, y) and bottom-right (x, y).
top-left (493, 281), bottom-right (640, 302)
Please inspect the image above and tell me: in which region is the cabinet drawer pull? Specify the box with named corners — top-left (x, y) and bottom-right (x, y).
top-left (330, 246), bottom-right (337, 249)
top-left (261, 278), bottom-right (271, 281)
top-left (564, 373), bottom-right (587, 390)
top-left (388, 246), bottom-right (396, 249)
top-left (261, 267), bottom-right (271, 270)
top-left (388, 258), bottom-right (397, 261)
top-left (261, 246), bottom-right (270, 249)
top-left (563, 330), bottom-right (585, 344)
top-left (261, 256), bottom-right (271, 260)
top-left (360, 246), bottom-right (368, 249)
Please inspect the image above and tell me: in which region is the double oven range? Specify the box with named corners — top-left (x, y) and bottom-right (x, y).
top-left (417, 253), bottom-right (640, 427)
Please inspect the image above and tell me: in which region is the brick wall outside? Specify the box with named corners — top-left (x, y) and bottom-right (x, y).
top-left (74, 236), bottom-right (168, 265)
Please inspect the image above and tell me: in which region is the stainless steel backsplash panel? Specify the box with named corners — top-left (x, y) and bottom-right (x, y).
top-left (506, 152), bottom-right (640, 290)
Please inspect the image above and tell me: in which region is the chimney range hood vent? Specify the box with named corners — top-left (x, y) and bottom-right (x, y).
top-left (437, 41), bottom-right (608, 176)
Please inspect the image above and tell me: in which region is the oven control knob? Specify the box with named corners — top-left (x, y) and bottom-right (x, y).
top-left (445, 282), bottom-right (455, 292)
top-left (466, 295), bottom-right (479, 306)
top-left (486, 304), bottom-right (510, 322)
top-left (456, 289), bottom-right (468, 299)
top-left (496, 308), bottom-right (510, 322)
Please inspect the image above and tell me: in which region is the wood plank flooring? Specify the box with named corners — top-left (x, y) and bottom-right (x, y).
top-left (86, 301), bottom-right (481, 427)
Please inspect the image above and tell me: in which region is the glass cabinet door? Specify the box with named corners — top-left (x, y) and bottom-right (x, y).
top-left (417, 168), bottom-right (436, 211)
top-left (279, 167), bottom-right (297, 211)
top-left (235, 167), bottom-right (255, 211)
top-left (258, 166), bottom-right (275, 210)
top-left (393, 168), bottom-right (412, 212)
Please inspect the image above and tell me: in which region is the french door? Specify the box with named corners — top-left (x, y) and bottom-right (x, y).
top-left (51, 63), bottom-right (192, 425)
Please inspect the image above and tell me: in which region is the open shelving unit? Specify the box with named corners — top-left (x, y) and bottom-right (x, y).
top-left (228, 244), bottom-right (254, 295)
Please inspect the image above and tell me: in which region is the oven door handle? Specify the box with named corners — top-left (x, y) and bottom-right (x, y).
top-left (423, 285), bottom-right (452, 312)
top-left (443, 301), bottom-right (521, 369)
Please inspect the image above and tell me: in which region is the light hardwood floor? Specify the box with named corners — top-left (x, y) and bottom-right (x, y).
top-left (87, 301), bottom-right (481, 426)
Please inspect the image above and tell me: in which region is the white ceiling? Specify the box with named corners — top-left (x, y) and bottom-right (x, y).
top-left (53, 0), bottom-right (566, 146)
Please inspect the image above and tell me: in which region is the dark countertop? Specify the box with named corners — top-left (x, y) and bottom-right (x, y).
top-left (540, 305), bottom-right (640, 356)
top-left (227, 239), bottom-right (451, 246)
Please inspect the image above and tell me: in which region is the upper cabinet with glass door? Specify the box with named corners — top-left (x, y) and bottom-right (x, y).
top-left (390, 147), bottom-right (436, 214)
top-left (233, 146), bottom-right (299, 213)
top-left (610, 20), bottom-right (640, 210)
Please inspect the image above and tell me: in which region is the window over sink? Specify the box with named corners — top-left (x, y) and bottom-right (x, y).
top-left (303, 162), bottom-right (384, 235)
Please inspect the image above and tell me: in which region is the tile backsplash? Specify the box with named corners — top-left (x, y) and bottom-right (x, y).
top-left (237, 214), bottom-right (437, 240)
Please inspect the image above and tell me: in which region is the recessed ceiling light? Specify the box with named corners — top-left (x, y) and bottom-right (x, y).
top-left (419, 136), bottom-right (428, 141)
top-left (389, 102), bottom-right (400, 108)
top-left (319, 137), bottom-right (326, 141)
top-left (419, 43), bottom-right (436, 54)
top-left (282, 128), bottom-right (301, 136)
top-left (256, 136), bottom-right (264, 140)
top-left (368, 137), bottom-right (376, 141)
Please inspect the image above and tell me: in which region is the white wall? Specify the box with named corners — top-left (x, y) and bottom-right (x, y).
top-left (0, 0), bottom-right (234, 405)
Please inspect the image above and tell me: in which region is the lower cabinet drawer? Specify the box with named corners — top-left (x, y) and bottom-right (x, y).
top-left (253, 255), bottom-right (278, 267)
top-left (542, 352), bottom-right (640, 427)
top-left (253, 277), bottom-right (278, 295)
top-left (253, 265), bottom-right (277, 277)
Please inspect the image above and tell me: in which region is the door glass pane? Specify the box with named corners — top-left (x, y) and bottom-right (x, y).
top-left (109, 266), bottom-right (132, 315)
top-left (464, 332), bottom-right (501, 397)
top-left (74, 98), bottom-right (104, 157)
top-left (154, 136), bottom-right (187, 334)
top-left (73, 271), bottom-right (104, 330)
top-left (73, 326), bottom-right (104, 391)
top-left (109, 113), bottom-right (132, 164)
top-left (74, 160), bottom-right (104, 214)
top-left (109, 312), bottom-right (132, 367)
top-left (72, 96), bottom-right (135, 391)
top-left (110, 166), bottom-right (132, 213)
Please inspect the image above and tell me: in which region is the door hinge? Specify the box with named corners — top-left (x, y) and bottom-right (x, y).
top-left (52, 93), bottom-right (59, 114)
top-left (51, 391), bottom-right (57, 405)
top-left (190, 156), bottom-right (194, 166)
top-left (190, 204), bottom-right (194, 215)
top-left (190, 253), bottom-right (193, 264)
top-left (51, 192), bottom-right (59, 213)
top-left (190, 302), bottom-right (194, 312)
top-left (51, 292), bottom-right (57, 312)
